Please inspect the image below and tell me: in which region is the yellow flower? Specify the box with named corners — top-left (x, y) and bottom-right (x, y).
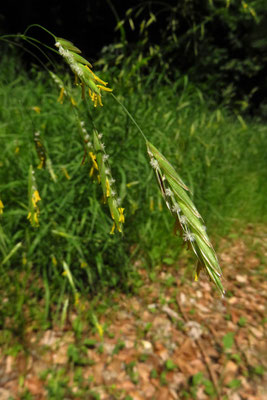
top-left (84, 66), bottom-right (113, 107)
top-left (89, 152), bottom-right (99, 176)
top-left (96, 322), bottom-right (104, 338)
top-left (118, 208), bottom-right (125, 223)
top-left (32, 190), bottom-right (41, 208)
top-left (88, 89), bottom-right (103, 107)
top-left (32, 106), bottom-right (41, 113)
top-left (97, 84), bottom-right (113, 92)
top-left (52, 255), bottom-right (58, 266)
top-left (70, 97), bottom-right (77, 106)
top-left (0, 200), bottom-right (4, 214)
top-left (89, 152), bottom-right (98, 170)
top-left (89, 167), bottom-right (94, 177)
top-left (109, 208), bottom-right (125, 234)
top-left (27, 211), bottom-right (39, 226)
top-left (28, 190), bottom-right (41, 227)
top-left (62, 167), bottom-right (71, 180)
top-left (85, 66), bottom-right (108, 86)
top-left (194, 263), bottom-right (202, 281)
top-left (33, 212), bottom-right (39, 225)
top-left (57, 87), bottom-right (65, 104)
top-left (37, 159), bottom-right (45, 169)
top-left (106, 178), bottom-right (110, 198)
top-left (110, 222), bottom-right (116, 235)
top-left (80, 261), bottom-right (87, 268)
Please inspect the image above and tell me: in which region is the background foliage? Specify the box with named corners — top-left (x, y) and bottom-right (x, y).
top-left (0, 5), bottom-right (266, 399)
top-left (0, 0), bottom-right (267, 329)
top-left (0, 50), bottom-right (266, 299)
top-left (97, 0), bottom-right (267, 117)
top-left (1, 0), bottom-right (266, 116)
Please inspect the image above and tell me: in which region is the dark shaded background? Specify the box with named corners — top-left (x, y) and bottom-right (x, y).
top-left (1, 0), bottom-right (267, 116)
top-left (0, 0), bottom-right (135, 59)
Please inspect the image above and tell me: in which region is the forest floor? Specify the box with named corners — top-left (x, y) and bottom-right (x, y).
top-left (0, 224), bottom-right (266, 400)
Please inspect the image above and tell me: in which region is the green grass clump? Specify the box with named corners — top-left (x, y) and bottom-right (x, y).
top-left (0, 46), bottom-right (267, 329)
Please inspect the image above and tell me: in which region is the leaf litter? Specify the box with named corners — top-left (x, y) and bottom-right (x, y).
top-left (0, 225), bottom-right (266, 399)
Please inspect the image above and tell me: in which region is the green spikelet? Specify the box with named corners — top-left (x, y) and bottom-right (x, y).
top-left (146, 141), bottom-right (224, 296)
top-left (92, 130), bottom-right (124, 234)
top-left (71, 53), bottom-right (93, 68)
top-left (56, 37), bottom-right (81, 53)
top-left (55, 36), bottom-right (112, 107)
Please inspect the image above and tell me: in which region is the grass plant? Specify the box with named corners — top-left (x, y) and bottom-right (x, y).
top-left (0, 27), bottom-right (267, 332)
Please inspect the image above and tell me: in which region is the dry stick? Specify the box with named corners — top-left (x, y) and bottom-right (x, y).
top-left (176, 295), bottom-right (222, 400)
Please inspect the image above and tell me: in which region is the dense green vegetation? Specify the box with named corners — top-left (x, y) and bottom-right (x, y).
top-left (0, 5), bottom-right (266, 396)
top-left (101, 0), bottom-right (267, 118)
top-left (0, 46), bottom-right (266, 325)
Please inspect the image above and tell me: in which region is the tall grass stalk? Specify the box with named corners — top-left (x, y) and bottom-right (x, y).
top-left (0, 26), bottom-right (266, 317)
top-left (51, 32), bottom-right (225, 293)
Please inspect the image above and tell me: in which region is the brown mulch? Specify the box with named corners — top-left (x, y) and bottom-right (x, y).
top-left (0, 225), bottom-right (266, 399)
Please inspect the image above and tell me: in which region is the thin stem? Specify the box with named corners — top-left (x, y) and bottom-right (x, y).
top-left (0, 37), bottom-right (50, 73)
top-left (23, 24), bottom-right (57, 41)
top-left (111, 93), bottom-right (147, 142)
top-left (21, 35), bottom-right (59, 56)
top-left (0, 34), bottom-right (58, 70)
top-left (21, 37), bottom-right (58, 70)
